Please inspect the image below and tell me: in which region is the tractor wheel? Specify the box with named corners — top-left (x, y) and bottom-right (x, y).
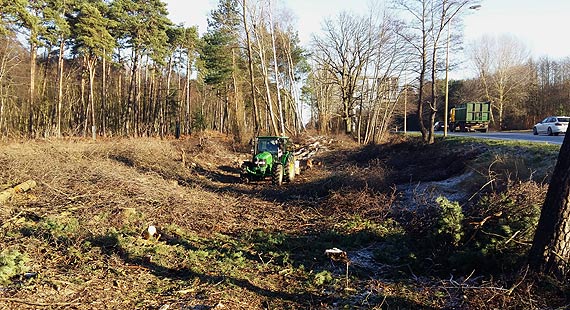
top-left (285, 156), bottom-right (295, 183)
top-left (272, 163), bottom-right (283, 185)
top-left (240, 162), bottom-right (251, 183)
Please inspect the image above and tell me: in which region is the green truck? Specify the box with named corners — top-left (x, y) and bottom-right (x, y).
top-left (450, 101), bottom-right (491, 132)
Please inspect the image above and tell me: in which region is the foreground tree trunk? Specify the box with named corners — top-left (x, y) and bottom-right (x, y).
top-left (528, 132), bottom-right (570, 279)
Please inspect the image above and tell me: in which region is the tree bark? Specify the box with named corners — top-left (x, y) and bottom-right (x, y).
top-left (243, 0), bottom-right (260, 135)
top-left (29, 42), bottom-right (37, 137)
top-left (528, 132), bottom-right (570, 279)
top-left (57, 38), bottom-right (64, 138)
top-left (101, 51), bottom-right (107, 137)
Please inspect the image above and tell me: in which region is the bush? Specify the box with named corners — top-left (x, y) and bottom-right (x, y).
top-left (435, 196), bottom-right (464, 247)
top-left (34, 214), bottom-right (81, 247)
top-left (0, 249), bottom-right (29, 284)
top-left (313, 270), bottom-right (333, 286)
top-left (445, 181), bottom-right (545, 274)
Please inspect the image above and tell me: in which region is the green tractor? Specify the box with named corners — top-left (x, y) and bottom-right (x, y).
top-left (240, 136), bottom-right (296, 185)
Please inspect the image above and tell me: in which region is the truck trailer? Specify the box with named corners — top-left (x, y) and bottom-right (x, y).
top-left (450, 101), bottom-right (491, 132)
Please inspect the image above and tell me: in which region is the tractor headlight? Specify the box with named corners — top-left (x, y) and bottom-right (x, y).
top-left (254, 159), bottom-right (266, 166)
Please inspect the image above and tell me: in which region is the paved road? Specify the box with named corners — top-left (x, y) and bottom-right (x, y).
top-left (442, 130), bottom-right (565, 145)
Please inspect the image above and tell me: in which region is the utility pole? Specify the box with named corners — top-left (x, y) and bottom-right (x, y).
top-left (404, 73), bottom-right (407, 134)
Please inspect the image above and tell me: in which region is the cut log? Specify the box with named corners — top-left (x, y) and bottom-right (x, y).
top-left (14, 180), bottom-right (37, 193)
top-left (0, 180), bottom-right (37, 204)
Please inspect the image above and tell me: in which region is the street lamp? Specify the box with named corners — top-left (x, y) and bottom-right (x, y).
top-left (444, 4), bottom-right (481, 137)
top-left (443, 22), bottom-right (451, 137)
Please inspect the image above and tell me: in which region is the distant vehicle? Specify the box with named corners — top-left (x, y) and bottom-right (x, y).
top-left (533, 116), bottom-right (569, 136)
top-left (449, 101), bottom-right (490, 132)
top-left (434, 121), bottom-right (445, 131)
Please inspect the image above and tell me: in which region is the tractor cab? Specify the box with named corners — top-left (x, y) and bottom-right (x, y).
top-left (241, 136), bottom-right (295, 185)
top-left (254, 136), bottom-right (286, 158)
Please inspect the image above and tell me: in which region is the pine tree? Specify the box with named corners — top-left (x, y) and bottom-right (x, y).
top-left (202, 0), bottom-right (243, 138)
top-left (70, 0), bottom-right (115, 140)
top-left (44, 0), bottom-right (72, 137)
top-left (110, 0), bottom-right (171, 136)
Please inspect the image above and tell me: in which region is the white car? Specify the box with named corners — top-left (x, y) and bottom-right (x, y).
top-left (533, 116), bottom-right (570, 136)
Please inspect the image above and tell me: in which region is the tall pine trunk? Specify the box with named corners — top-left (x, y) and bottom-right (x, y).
top-left (185, 51), bottom-right (191, 135)
top-left (126, 50), bottom-right (138, 136)
top-left (85, 56), bottom-right (97, 140)
top-left (57, 38), bottom-right (64, 138)
top-left (101, 51), bottom-right (107, 137)
top-left (29, 42), bottom-right (37, 137)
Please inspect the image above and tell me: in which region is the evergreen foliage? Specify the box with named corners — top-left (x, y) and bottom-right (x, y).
top-left (435, 196), bottom-right (464, 246)
top-left (0, 250), bottom-right (29, 284)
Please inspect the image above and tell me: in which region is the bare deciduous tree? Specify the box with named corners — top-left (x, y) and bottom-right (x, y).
top-left (312, 12), bottom-right (378, 135)
top-left (394, 0), bottom-right (478, 143)
top-left (308, 4), bottom-right (408, 141)
top-left (468, 34), bottom-right (532, 130)
top-left (0, 36), bottom-right (22, 136)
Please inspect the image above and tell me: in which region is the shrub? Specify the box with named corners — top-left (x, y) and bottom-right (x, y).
top-left (0, 250), bottom-right (29, 284)
top-left (435, 196), bottom-right (464, 247)
top-left (313, 270), bottom-right (333, 286)
top-left (456, 181), bottom-right (545, 273)
top-left (38, 214), bottom-right (80, 246)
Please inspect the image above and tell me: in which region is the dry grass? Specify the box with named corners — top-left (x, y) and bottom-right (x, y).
top-left (0, 134), bottom-right (308, 309)
top-left (0, 132), bottom-right (566, 309)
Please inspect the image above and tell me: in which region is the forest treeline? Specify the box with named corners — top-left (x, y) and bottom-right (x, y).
top-left (0, 0), bottom-right (569, 143)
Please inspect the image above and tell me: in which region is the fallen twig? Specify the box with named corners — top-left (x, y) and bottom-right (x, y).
top-left (0, 297), bottom-right (80, 307)
top-left (0, 210), bottom-right (24, 229)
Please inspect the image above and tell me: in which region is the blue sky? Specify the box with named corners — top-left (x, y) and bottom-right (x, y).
top-left (166, 0), bottom-right (570, 74)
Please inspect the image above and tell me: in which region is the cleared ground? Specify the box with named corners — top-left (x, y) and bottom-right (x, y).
top-left (0, 132), bottom-right (566, 309)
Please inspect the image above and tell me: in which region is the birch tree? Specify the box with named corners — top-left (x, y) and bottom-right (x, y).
top-left (250, 4), bottom-right (279, 135)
